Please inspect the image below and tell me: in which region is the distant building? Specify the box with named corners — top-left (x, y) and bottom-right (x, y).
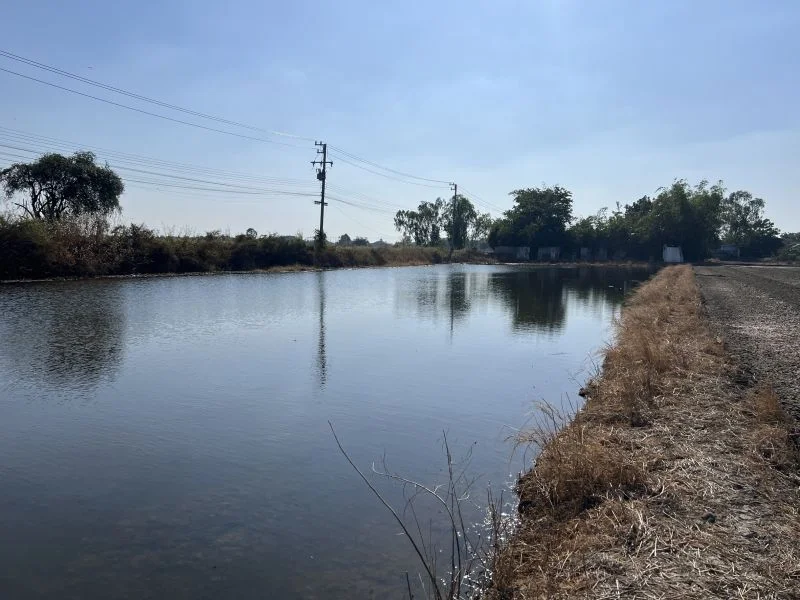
top-left (493, 246), bottom-right (530, 261)
top-left (537, 247), bottom-right (561, 261)
top-left (663, 245), bottom-right (684, 263)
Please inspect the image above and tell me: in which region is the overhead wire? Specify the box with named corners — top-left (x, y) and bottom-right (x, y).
top-left (0, 140), bottom-right (318, 200)
top-left (329, 204), bottom-right (394, 239)
top-left (330, 153), bottom-right (450, 189)
top-left (328, 145), bottom-right (450, 185)
top-left (0, 49), bottom-right (315, 141)
top-left (0, 67), bottom-right (312, 150)
top-left (0, 52), bottom-right (473, 204)
top-left (0, 51), bottom-right (499, 210)
top-left (0, 126), bottom-right (312, 184)
top-left (0, 128), bottom-right (316, 189)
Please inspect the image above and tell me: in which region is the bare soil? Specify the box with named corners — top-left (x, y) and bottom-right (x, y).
top-left (695, 265), bottom-right (800, 422)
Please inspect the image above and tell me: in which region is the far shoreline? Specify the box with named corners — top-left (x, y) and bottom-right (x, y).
top-left (0, 259), bottom-right (661, 285)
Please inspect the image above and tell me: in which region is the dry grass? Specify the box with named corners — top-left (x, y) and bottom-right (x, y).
top-left (489, 265), bottom-right (800, 599)
top-left (749, 386), bottom-right (800, 472)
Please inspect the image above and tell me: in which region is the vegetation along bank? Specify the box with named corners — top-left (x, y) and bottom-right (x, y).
top-left (2, 151), bottom-right (799, 281)
top-left (489, 265), bottom-right (800, 598)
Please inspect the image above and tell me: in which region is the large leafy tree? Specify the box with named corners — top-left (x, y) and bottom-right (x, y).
top-left (442, 195), bottom-right (477, 250)
top-left (1, 151), bottom-right (124, 222)
top-left (489, 186), bottom-right (573, 248)
top-left (394, 198), bottom-right (444, 246)
top-left (720, 190), bottom-right (781, 257)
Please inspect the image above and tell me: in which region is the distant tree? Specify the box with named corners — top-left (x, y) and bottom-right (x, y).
top-left (337, 233), bottom-right (352, 246)
top-left (489, 186), bottom-right (573, 248)
top-left (634, 179), bottom-right (724, 261)
top-left (245, 227), bottom-right (258, 239)
top-left (352, 236), bottom-right (370, 246)
top-left (442, 195), bottom-right (477, 250)
top-left (394, 198), bottom-right (444, 246)
top-left (777, 232), bottom-right (800, 261)
top-left (0, 151), bottom-right (124, 221)
top-left (469, 212), bottom-right (493, 249)
top-left (720, 190), bottom-right (781, 257)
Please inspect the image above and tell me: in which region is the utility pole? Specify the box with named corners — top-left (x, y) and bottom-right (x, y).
top-left (312, 141), bottom-right (332, 248)
top-left (449, 182), bottom-right (458, 256)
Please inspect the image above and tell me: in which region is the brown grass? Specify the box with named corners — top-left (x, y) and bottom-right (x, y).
top-left (750, 386), bottom-right (800, 472)
top-left (490, 265), bottom-right (800, 599)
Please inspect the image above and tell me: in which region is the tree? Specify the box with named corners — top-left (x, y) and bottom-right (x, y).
top-left (394, 198), bottom-right (444, 246)
top-left (777, 232), bottom-right (800, 261)
top-left (245, 228), bottom-right (258, 239)
top-left (1, 152), bottom-right (124, 222)
top-left (469, 212), bottom-right (493, 249)
top-left (352, 236), bottom-right (370, 246)
top-left (442, 195), bottom-right (477, 250)
top-left (632, 179), bottom-right (724, 261)
top-left (489, 186), bottom-right (573, 248)
top-left (720, 190), bottom-right (781, 257)
top-left (337, 233), bottom-right (352, 246)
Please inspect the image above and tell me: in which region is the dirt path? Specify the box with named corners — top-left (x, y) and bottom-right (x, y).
top-left (695, 265), bottom-right (800, 422)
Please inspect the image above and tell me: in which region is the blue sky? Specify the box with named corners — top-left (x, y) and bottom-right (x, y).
top-left (1, 0), bottom-right (798, 240)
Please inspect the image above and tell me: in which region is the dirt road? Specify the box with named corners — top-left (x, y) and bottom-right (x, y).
top-left (695, 265), bottom-right (800, 422)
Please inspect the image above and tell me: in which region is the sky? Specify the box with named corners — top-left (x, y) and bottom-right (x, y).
top-left (1, 0), bottom-right (799, 240)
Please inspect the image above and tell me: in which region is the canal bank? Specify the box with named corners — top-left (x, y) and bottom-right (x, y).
top-left (490, 265), bottom-right (800, 598)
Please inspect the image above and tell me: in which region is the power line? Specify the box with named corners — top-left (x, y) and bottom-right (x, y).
top-left (330, 204), bottom-right (394, 239)
top-left (328, 145), bottom-right (450, 185)
top-left (112, 165), bottom-right (315, 195)
top-left (0, 49), bottom-right (315, 142)
top-left (326, 183), bottom-right (405, 210)
top-left (0, 135), bottom-right (409, 217)
top-left (0, 67), bottom-right (312, 150)
top-left (0, 141), bottom-right (318, 198)
top-left (0, 51), bottom-right (475, 202)
top-left (0, 127), bottom-right (315, 186)
top-left (459, 185), bottom-right (504, 212)
top-left (333, 153), bottom-right (448, 189)
top-left (326, 194), bottom-right (396, 214)
top-left (124, 178), bottom-right (316, 199)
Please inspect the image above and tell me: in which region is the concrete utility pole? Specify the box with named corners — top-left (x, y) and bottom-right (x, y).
top-left (449, 182), bottom-right (458, 255)
top-left (312, 141), bottom-right (332, 245)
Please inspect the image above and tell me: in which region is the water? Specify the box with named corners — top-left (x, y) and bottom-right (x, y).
top-left (0, 264), bottom-right (652, 599)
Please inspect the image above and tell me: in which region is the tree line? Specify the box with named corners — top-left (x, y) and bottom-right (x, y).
top-left (0, 152), bottom-right (795, 269)
top-left (398, 180), bottom-right (787, 261)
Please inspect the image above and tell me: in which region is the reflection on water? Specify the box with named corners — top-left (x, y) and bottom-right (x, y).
top-left (0, 265), bottom-right (654, 599)
top-left (0, 281), bottom-right (125, 394)
top-left (397, 265), bottom-right (647, 335)
top-left (316, 270), bottom-right (328, 388)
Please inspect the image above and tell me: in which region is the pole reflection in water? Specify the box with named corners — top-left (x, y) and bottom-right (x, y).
top-left (316, 270), bottom-right (328, 388)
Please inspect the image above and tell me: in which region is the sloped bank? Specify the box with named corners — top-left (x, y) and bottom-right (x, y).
top-left (489, 265), bottom-right (800, 599)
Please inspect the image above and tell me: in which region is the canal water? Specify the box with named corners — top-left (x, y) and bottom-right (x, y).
top-left (0, 264), bottom-right (652, 599)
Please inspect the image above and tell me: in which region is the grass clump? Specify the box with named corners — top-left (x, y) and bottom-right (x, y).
top-left (750, 385), bottom-right (800, 471)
